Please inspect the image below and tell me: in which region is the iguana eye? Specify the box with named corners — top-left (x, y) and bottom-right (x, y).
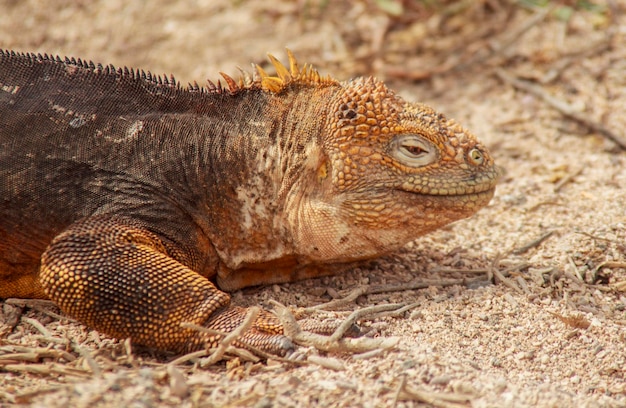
top-left (402, 144), bottom-right (425, 156)
top-left (468, 147), bottom-right (484, 165)
top-left (390, 134), bottom-right (438, 167)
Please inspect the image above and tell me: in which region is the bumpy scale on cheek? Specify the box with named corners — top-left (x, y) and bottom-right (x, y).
top-left (326, 77), bottom-right (403, 190)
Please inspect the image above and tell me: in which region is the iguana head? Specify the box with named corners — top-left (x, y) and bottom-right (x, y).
top-left (253, 51), bottom-right (500, 263)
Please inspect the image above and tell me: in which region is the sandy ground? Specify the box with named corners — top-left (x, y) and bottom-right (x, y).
top-left (1, 1), bottom-right (625, 407)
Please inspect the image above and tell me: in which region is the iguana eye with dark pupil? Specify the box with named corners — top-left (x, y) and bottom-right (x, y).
top-left (390, 134), bottom-right (438, 167)
top-left (402, 144), bottom-right (426, 156)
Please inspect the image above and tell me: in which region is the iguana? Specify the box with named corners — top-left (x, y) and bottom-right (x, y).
top-left (0, 49), bottom-right (500, 354)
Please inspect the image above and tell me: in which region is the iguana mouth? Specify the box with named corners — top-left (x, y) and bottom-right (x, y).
top-left (399, 181), bottom-right (497, 197)
top-left (392, 187), bottom-right (496, 217)
top-left (399, 166), bottom-right (502, 197)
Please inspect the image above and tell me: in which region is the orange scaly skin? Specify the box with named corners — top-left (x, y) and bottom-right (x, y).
top-left (0, 50), bottom-right (499, 354)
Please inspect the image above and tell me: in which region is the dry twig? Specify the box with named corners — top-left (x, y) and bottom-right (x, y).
top-left (20, 317), bottom-right (53, 338)
top-left (306, 355), bottom-right (345, 371)
top-left (495, 68), bottom-right (626, 150)
top-left (553, 167), bottom-right (584, 192)
top-left (72, 343), bottom-right (103, 378)
top-left (1, 362), bottom-right (92, 378)
top-left (513, 230), bottom-right (555, 254)
top-left (386, 6), bottom-right (550, 80)
top-left (303, 285), bottom-right (369, 312)
top-left (272, 301), bottom-right (399, 354)
top-left (399, 383), bottom-right (473, 408)
top-left (392, 375), bottom-right (407, 408)
top-left (328, 303), bottom-right (403, 342)
top-left (5, 298), bottom-right (68, 321)
top-left (10, 386), bottom-right (68, 405)
top-left (168, 349), bottom-right (208, 366)
top-left (0, 346), bottom-right (74, 364)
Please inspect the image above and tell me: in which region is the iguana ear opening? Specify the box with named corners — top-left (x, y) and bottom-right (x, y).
top-left (317, 160), bottom-right (330, 182)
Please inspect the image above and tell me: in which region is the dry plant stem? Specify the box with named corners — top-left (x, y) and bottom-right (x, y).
top-left (1, 363), bottom-right (92, 378)
top-left (0, 391), bottom-right (15, 404)
top-left (306, 355), bottom-right (344, 371)
top-left (5, 298), bottom-right (68, 321)
top-left (295, 325), bottom-right (400, 353)
top-left (0, 352), bottom-right (44, 364)
top-left (168, 349), bottom-right (208, 366)
top-left (21, 316), bottom-right (70, 345)
top-left (491, 265), bottom-right (523, 294)
top-left (460, 6), bottom-right (551, 70)
top-left (73, 343), bottom-right (102, 378)
top-left (122, 337), bottom-right (133, 364)
top-left (392, 375), bottom-right (407, 408)
top-left (400, 383), bottom-right (473, 408)
top-left (486, 255), bottom-right (499, 282)
top-left (12, 386), bottom-right (68, 405)
top-left (595, 261), bottom-right (626, 270)
top-left (5, 298), bottom-right (57, 308)
top-left (173, 345), bottom-right (263, 365)
top-left (303, 285), bottom-right (369, 312)
top-left (431, 267), bottom-right (489, 274)
top-left (386, 6), bottom-right (549, 81)
top-left (513, 230), bottom-right (555, 254)
top-left (31, 337), bottom-right (71, 351)
top-left (541, 39), bottom-right (612, 84)
top-left (216, 346), bottom-right (259, 363)
top-left (0, 352), bottom-right (70, 364)
top-left (268, 301), bottom-right (302, 339)
top-left (502, 262), bottom-right (531, 275)
top-left (271, 301), bottom-right (399, 353)
top-left (21, 317), bottom-right (52, 338)
top-left (0, 346), bottom-right (75, 363)
top-left (366, 276), bottom-right (488, 295)
top-left (554, 167), bottom-right (584, 192)
top-left (487, 253), bottom-right (522, 294)
top-left (328, 303), bottom-right (404, 343)
top-left (516, 276), bottom-right (531, 296)
top-left (368, 301), bottom-right (421, 320)
top-left (305, 260), bottom-right (528, 316)
top-left (495, 68), bottom-right (626, 150)
top-left (567, 256), bottom-right (584, 281)
top-left (180, 322), bottom-right (228, 338)
top-left (352, 348), bottom-right (385, 360)
top-left (576, 231), bottom-right (621, 244)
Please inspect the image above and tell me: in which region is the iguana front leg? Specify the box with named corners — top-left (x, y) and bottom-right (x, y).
top-left (39, 216), bottom-right (291, 354)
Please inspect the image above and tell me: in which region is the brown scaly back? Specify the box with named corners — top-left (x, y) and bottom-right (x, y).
top-left (0, 48), bottom-right (336, 97)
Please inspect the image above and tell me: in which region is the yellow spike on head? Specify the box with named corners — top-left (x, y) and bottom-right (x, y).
top-left (267, 53), bottom-right (291, 82)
